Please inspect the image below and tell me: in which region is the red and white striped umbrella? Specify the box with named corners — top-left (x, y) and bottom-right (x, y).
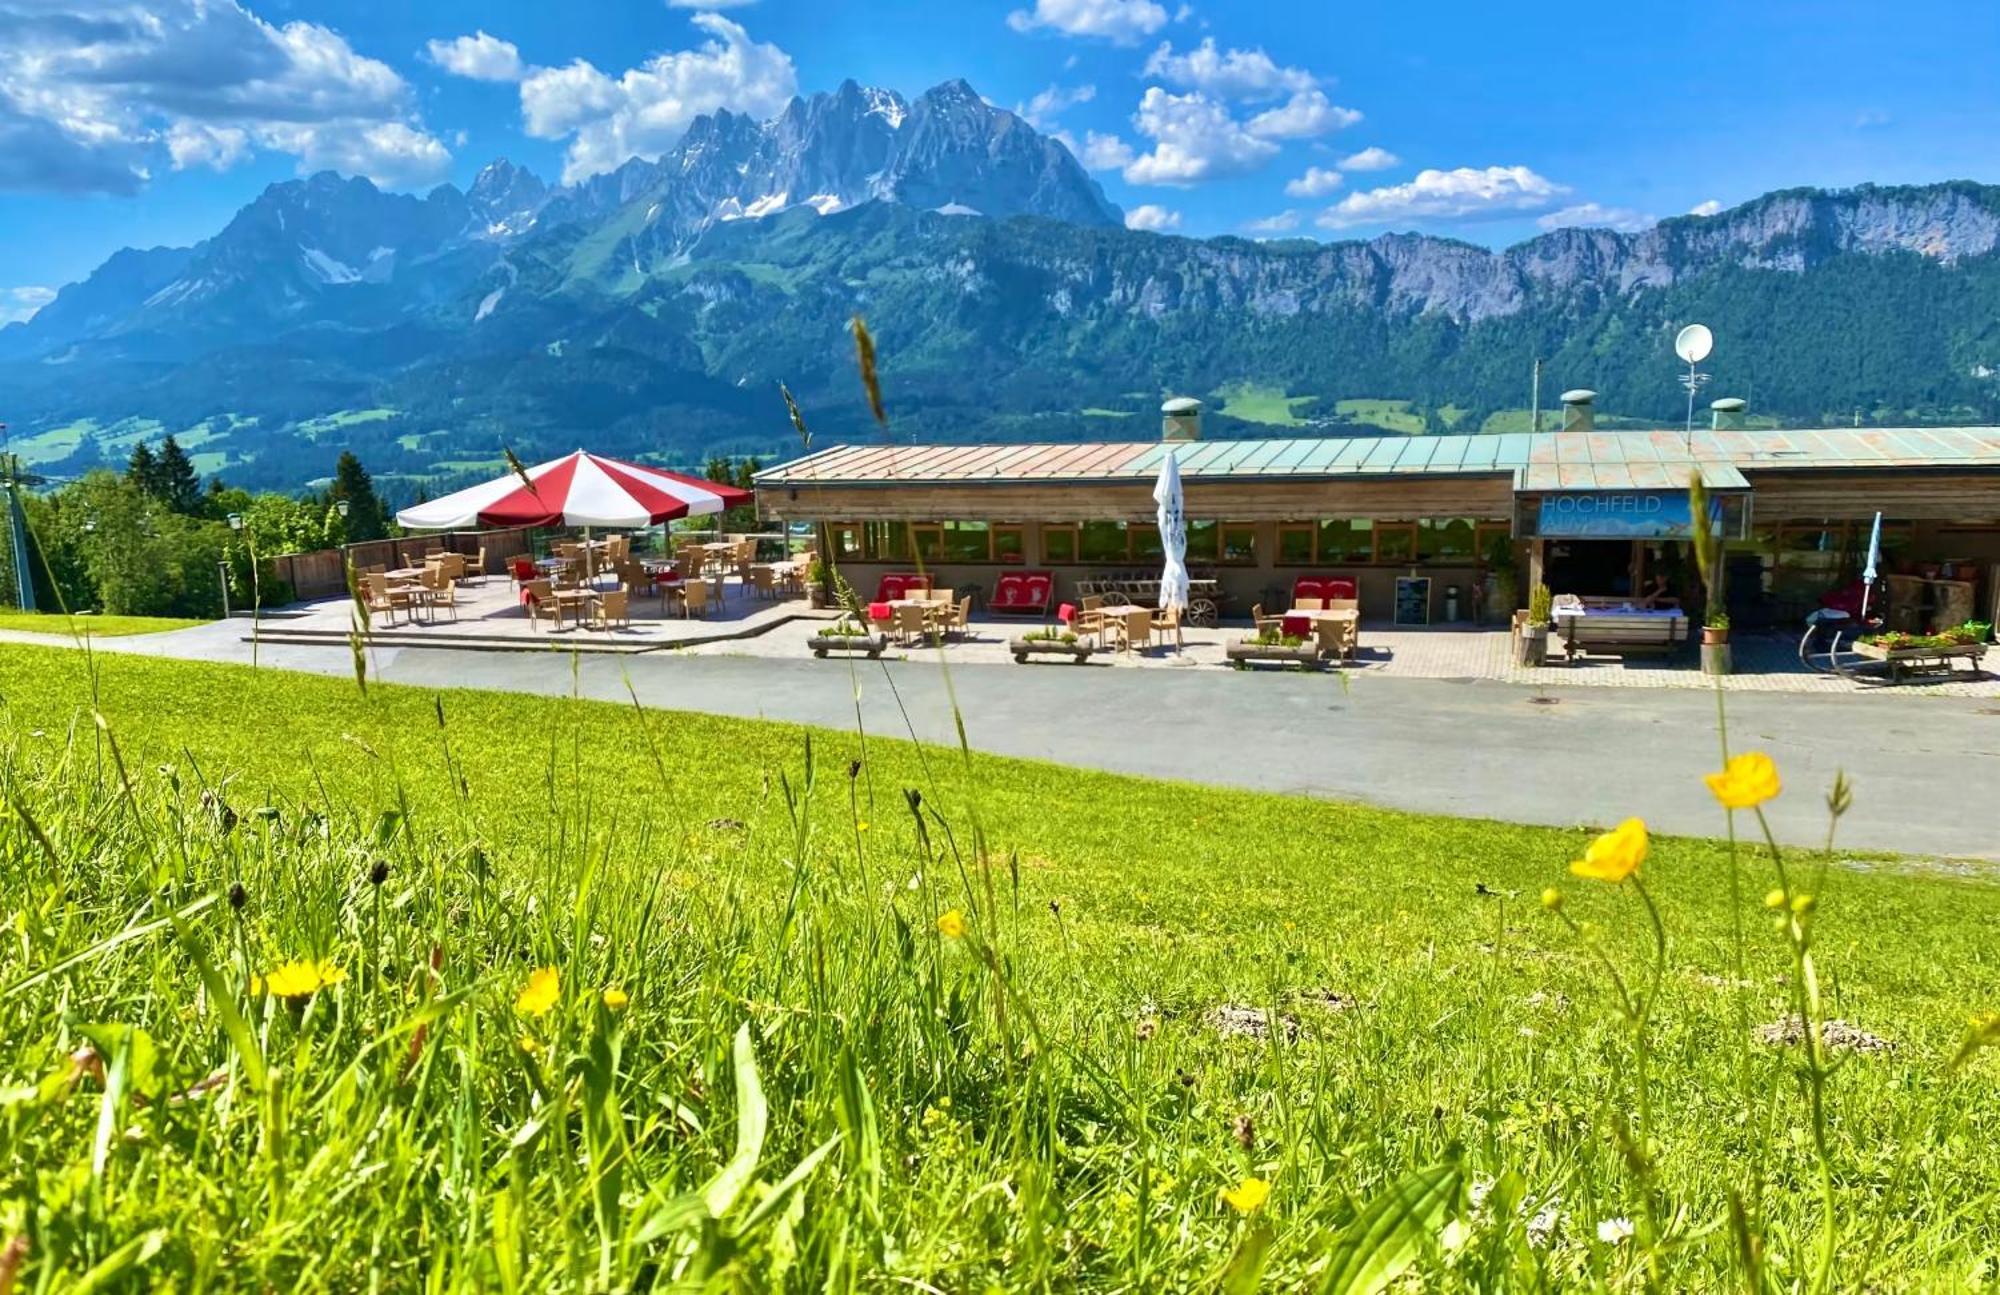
top-left (395, 451), bottom-right (752, 530)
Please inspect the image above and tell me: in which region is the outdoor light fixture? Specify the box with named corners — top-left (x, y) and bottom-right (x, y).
top-left (335, 499), bottom-right (350, 517)
top-left (227, 512), bottom-right (243, 531)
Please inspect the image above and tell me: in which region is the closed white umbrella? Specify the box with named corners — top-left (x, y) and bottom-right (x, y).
top-left (1859, 510), bottom-right (1883, 621)
top-left (1154, 447), bottom-right (1189, 619)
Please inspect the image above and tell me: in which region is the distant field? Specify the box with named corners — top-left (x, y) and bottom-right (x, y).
top-left (1211, 380), bottom-right (1314, 426)
top-left (1334, 398), bottom-right (1425, 435)
top-left (1078, 407), bottom-right (1134, 418)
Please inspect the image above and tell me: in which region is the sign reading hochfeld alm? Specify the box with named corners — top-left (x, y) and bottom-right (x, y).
top-left (1536, 491), bottom-right (1722, 539)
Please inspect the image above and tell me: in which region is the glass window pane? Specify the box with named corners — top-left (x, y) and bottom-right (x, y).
top-left (912, 525), bottom-right (944, 562)
top-left (940, 521), bottom-right (990, 562)
top-left (1220, 524), bottom-right (1257, 564)
top-left (1421, 518), bottom-right (1477, 561)
top-left (831, 524), bottom-right (863, 560)
top-left (1277, 525), bottom-right (1314, 565)
top-left (1317, 518), bottom-right (1371, 563)
top-left (1042, 526), bottom-right (1077, 563)
top-left (1132, 527), bottom-right (1164, 561)
top-left (1080, 520), bottom-right (1129, 563)
top-left (1186, 520), bottom-right (1218, 561)
top-left (993, 526), bottom-right (1025, 563)
top-left (1375, 524), bottom-right (1415, 563)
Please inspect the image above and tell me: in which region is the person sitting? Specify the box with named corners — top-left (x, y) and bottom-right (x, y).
top-left (1636, 574), bottom-right (1679, 609)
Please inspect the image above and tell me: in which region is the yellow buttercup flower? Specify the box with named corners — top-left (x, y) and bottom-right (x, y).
top-left (601, 987), bottom-right (630, 1011)
top-left (1705, 752), bottom-right (1781, 810)
top-left (515, 967), bottom-right (560, 1017)
top-left (1220, 1177), bottom-right (1271, 1214)
top-left (1570, 818), bottom-right (1648, 884)
top-left (1540, 887), bottom-right (1563, 911)
top-left (936, 909), bottom-right (967, 940)
top-left (253, 959), bottom-right (346, 1000)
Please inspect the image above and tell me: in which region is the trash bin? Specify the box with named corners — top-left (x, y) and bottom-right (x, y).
top-left (1444, 584), bottom-right (1461, 621)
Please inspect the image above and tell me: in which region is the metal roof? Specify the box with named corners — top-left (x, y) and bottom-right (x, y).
top-left (755, 426), bottom-right (2000, 493)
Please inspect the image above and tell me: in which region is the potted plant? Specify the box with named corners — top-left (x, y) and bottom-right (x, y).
top-left (1225, 625), bottom-right (1323, 669)
top-left (808, 618), bottom-right (888, 658)
top-left (805, 558), bottom-right (830, 609)
top-left (1515, 582), bottom-right (1553, 667)
top-left (1700, 609), bottom-right (1732, 675)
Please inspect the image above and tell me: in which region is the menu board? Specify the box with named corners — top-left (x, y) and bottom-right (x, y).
top-left (1394, 576), bottom-right (1431, 626)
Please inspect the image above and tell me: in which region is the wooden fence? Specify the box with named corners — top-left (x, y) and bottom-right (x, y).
top-left (270, 526), bottom-right (535, 602)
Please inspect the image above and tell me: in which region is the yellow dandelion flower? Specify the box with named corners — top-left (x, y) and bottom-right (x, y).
top-left (1540, 887), bottom-right (1563, 911)
top-left (1705, 752), bottom-right (1781, 811)
top-left (601, 987), bottom-right (630, 1011)
top-left (936, 909), bottom-right (967, 939)
top-left (515, 966), bottom-right (560, 1017)
top-left (1220, 1176), bottom-right (1271, 1214)
top-left (857, 821), bottom-right (869, 832)
top-left (1764, 888), bottom-right (1787, 909)
top-left (518, 1035), bottom-right (540, 1055)
top-left (1569, 818), bottom-right (1648, 884)
top-left (255, 959), bottom-right (346, 1000)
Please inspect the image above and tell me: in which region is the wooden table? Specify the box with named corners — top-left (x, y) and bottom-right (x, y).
top-left (1280, 608), bottom-right (1358, 636)
top-left (546, 588), bottom-right (599, 629)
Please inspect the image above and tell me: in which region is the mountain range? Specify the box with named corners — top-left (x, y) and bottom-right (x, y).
top-left (3, 75), bottom-right (1999, 495)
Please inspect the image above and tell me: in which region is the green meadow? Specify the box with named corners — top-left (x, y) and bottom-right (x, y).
top-left (0, 643), bottom-right (1996, 1290)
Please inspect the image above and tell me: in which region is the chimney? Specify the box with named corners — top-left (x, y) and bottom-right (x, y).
top-left (1710, 397), bottom-right (1746, 430)
top-left (1559, 389), bottom-right (1596, 434)
top-left (1161, 396), bottom-right (1202, 442)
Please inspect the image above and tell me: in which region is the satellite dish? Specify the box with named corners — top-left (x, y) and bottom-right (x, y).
top-left (1675, 323), bottom-right (1714, 365)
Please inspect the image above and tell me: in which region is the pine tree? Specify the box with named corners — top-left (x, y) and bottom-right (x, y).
top-left (156, 435), bottom-right (201, 514)
top-left (127, 442), bottom-right (162, 499)
top-left (330, 451), bottom-right (387, 542)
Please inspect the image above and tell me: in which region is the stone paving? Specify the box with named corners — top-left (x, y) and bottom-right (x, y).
top-left (678, 613), bottom-right (2000, 698)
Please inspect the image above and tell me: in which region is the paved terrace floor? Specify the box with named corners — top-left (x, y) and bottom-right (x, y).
top-left (5, 599), bottom-right (1997, 858)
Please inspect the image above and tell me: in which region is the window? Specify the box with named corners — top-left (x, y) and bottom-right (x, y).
top-left (1186, 520), bottom-right (1219, 562)
top-left (1474, 522), bottom-right (1512, 565)
top-left (1318, 518), bottom-right (1373, 563)
top-left (1041, 524), bottom-right (1078, 563)
top-left (1220, 524), bottom-right (1258, 564)
top-left (1277, 523), bottom-right (1315, 566)
top-left (1080, 520), bottom-right (1129, 562)
top-left (1132, 526), bottom-right (1165, 561)
top-left (993, 525), bottom-right (1025, 563)
top-left (1419, 517), bottom-right (1478, 561)
top-left (829, 523), bottom-right (864, 561)
top-left (910, 523), bottom-right (944, 562)
top-left (1373, 522), bottom-right (1417, 563)
top-left (940, 520), bottom-right (991, 562)
top-left (862, 521), bottom-right (912, 561)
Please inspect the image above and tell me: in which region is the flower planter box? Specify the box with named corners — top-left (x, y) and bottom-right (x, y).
top-left (1010, 637), bottom-right (1094, 665)
top-left (1226, 641), bottom-right (1326, 670)
top-left (809, 633), bottom-right (888, 659)
top-left (1852, 638), bottom-right (1985, 683)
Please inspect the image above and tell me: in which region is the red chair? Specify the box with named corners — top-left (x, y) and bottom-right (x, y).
top-left (866, 601), bottom-right (894, 628)
top-left (875, 572), bottom-right (931, 602)
top-left (991, 571), bottom-right (1054, 617)
top-left (1322, 577), bottom-right (1358, 602)
top-left (510, 556), bottom-right (537, 588)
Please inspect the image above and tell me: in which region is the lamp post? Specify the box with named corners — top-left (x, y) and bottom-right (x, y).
top-left (221, 512), bottom-right (243, 618)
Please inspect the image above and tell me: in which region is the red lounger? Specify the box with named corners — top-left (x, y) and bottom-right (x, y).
top-left (991, 571), bottom-right (1053, 616)
top-left (874, 572), bottom-right (932, 602)
top-left (1293, 574), bottom-right (1357, 604)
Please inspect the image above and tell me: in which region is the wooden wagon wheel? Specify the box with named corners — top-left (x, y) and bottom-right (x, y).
top-left (1099, 590), bottom-right (1131, 608)
top-left (1186, 595), bottom-right (1219, 627)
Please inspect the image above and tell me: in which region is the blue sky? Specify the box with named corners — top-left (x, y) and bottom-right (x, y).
top-left (4, 0), bottom-right (1999, 321)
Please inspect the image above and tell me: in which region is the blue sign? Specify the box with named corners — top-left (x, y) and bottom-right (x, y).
top-left (1537, 491), bottom-right (1717, 539)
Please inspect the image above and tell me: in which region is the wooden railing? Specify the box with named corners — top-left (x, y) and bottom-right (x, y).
top-left (269, 527), bottom-right (536, 602)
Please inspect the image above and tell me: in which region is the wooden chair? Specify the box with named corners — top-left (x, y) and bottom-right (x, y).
top-left (1296, 596), bottom-right (1325, 611)
top-left (681, 578), bottom-right (714, 619)
top-left (468, 546), bottom-right (488, 585)
top-left (751, 566), bottom-right (779, 601)
top-left (1150, 605), bottom-right (1183, 651)
top-left (590, 588), bottom-right (630, 630)
top-left (1314, 619), bottom-right (1347, 660)
top-left (520, 579), bottom-right (553, 630)
top-left (947, 596), bottom-right (973, 640)
top-left (421, 566), bottom-right (458, 622)
top-left (1250, 603), bottom-right (1282, 633)
top-left (1111, 606), bottom-right (1153, 652)
top-left (360, 574), bottom-right (404, 628)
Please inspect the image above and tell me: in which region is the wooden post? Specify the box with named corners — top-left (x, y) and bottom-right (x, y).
top-left (1527, 538), bottom-right (1545, 595)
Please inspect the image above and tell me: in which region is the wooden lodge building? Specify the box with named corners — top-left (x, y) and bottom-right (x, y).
top-left (755, 395), bottom-right (2000, 630)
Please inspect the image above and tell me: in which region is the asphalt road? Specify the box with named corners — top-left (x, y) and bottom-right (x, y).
top-left (19, 624), bottom-right (2000, 857)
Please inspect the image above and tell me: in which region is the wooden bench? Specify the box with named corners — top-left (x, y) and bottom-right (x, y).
top-left (1554, 609), bottom-right (1689, 662)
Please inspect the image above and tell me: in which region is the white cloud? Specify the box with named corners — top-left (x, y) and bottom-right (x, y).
top-left (425, 31), bottom-right (525, 83)
top-left (1018, 83), bottom-right (1096, 129)
top-left (1338, 145), bottom-right (1398, 172)
top-left (1317, 165), bottom-right (1568, 229)
top-left (1537, 202), bottom-right (1656, 233)
top-left (1242, 210), bottom-right (1298, 234)
top-left (1141, 37), bottom-right (1315, 100)
top-left (518, 14), bottom-right (796, 183)
top-left (166, 122), bottom-right (251, 171)
top-left (668, 0), bottom-right (761, 7)
top-left (1283, 166), bottom-right (1342, 198)
top-left (1245, 89), bottom-right (1359, 140)
top-left (1125, 203), bottom-right (1182, 231)
top-left (1122, 87), bottom-right (1277, 186)
top-left (1006, 0), bottom-right (1169, 44)
top-left (1054, 128), bottom-right (1135, 172)
top-left (0, 0), bottom-right (450, 193)
top-left (1689, 198), bottom-right (1723, 217)
top-left (1, 285), bottom-right (57, 325)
